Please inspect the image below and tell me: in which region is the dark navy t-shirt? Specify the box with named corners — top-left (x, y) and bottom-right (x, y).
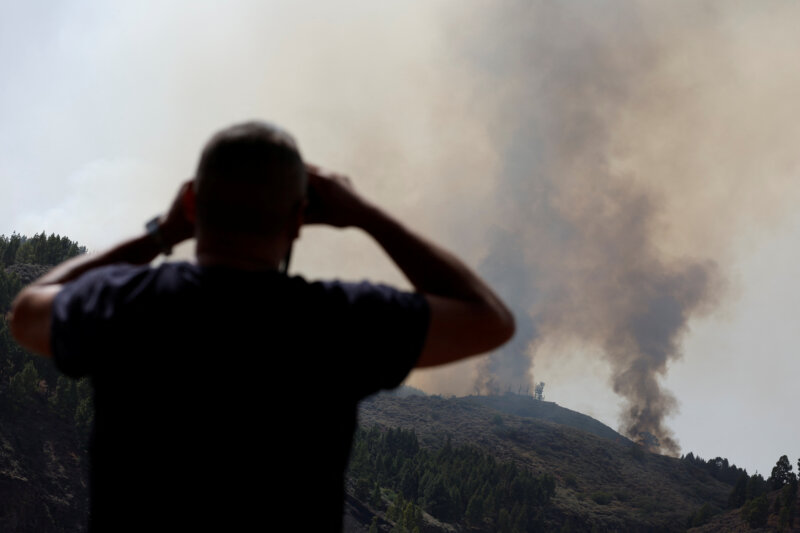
top-left (51, 262), bottom-right (429, 531)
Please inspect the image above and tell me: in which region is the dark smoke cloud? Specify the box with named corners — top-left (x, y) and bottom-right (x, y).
top-left (450, 1), bottom-right (726, 453)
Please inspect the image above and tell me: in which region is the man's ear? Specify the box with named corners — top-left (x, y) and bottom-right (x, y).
top-left (183, 181), bottom-right (197, 223)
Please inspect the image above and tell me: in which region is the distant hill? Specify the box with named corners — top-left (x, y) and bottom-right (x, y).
top-left (385, 390), bottom-right (627, 444)
top-left (345, 393), bottom-right (739, 532)
top-left (462, 393), bottom-right (629, 444)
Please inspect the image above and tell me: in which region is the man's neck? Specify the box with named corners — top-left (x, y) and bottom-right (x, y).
top-left (195, 230), bottom-right (289, 272)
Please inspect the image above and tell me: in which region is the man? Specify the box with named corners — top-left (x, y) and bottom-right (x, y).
top-left (10, 121), bottom-right (514, 530)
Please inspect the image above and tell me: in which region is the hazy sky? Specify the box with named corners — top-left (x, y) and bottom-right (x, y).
top-left (2, 1), bottom-right (799, 476)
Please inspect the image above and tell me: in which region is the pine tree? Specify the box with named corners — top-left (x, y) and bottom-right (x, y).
top-left (498, 508), bottom-right (512, 533)
top-left (746, 473), bottom-right (767, 500)
top-left (75, 378), bottom-right (94, 432)
top-left (355, 477), bottom-right (371, 500)
top-left (465, 494), bottom-right (484, 526)
top-left (9, 360), bottom-right (40, 402)
top-left (370, 482), bottom-right (383, 509)
top-left (388, 493), bottom-right (404, 523)
top-left (1, 233), bottom-right (22, 267)
top-left (402, 501), bottom-right (417, 530)
top-left (727, 472), bottom-right (748, 508)
top-left (0, 269), bottom-right (22, 313)
top-left (742, 495), bottom-right (769, 528)
top-left (770, 455), bottom-right (794, 490)
top-left (50, 375), bottom-right (78, 417)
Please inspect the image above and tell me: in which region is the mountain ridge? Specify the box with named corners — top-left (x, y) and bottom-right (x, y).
top-left (347, 392), bottom-right (737, 532)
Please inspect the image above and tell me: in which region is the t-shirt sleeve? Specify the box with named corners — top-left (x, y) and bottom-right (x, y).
top-left (320, 280), bottom-right (430, 397)
top-left (51, 264), bottom-right (151, 378)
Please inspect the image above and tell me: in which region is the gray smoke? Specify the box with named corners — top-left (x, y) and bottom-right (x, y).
top-left (453, 1), bottom-right (733, 453)
top-left (8, 0), bottom-right (800, 455)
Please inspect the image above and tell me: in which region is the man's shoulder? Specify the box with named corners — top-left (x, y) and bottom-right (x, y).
top-left (312, 277), bottom-right (416, 298)
top-left (299, 278), bottom-right (428, 315)
top-left (63, 260), bottom-right (193, 284)
top-left (61, 262), bottom-right (425, 314)
top-left (60, 261), bottom-right (197, 296)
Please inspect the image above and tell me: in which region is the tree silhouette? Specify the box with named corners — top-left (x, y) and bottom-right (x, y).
top-left (770, 455), bottom-right (794, 490)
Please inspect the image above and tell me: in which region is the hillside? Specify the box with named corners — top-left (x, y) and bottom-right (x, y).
top-left (0, 234), bottom-right (91, 532)
top-left (345, 393), bottom-right (738, 532)
top-left (458, 393), bottom-right (629, 444)
top-left (0, 390), bottom-right (89, 532)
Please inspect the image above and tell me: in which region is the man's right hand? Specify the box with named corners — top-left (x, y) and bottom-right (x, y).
top-left (303, 165), bottom-right (376, 229)
top-left (159, 180), bottom-right (196, 248)
top-left (303, 163), bottom-right (515, 369)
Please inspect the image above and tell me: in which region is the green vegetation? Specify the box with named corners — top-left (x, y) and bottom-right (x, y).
top-left (0, 233), bottom-right (91, 429)
top-left (674, 452), bottom-right (749, 526)
top-left (0, 267), bottom-right (23, 313)
top-left (770, 455), bottom-right (795, 490)
top-left (0, 232), bottom-right (86, 269)
top-left (686, 502), bottom-right (713, 528)
top-left (687, 453), bottom-right (800, 530)
top-left (349, 426), bottom-right (555, 532)
top-left (681, 452), bottom-right (748, 486)
top-left (742, 494), bottom-right (769, 528)
top-left (358, 395), bottom-right (800, 532)
top-left (590, 491), bottom-right (612, 505)
top-left (776, 480), bottom-right (798, 530)
top-left (0, 233), bottom-right (91, 532)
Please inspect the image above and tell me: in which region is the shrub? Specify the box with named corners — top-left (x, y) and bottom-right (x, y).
top-left (591, 492), bottom-right (612, 505)
top-left (742, 495), bottom-right (769, 528)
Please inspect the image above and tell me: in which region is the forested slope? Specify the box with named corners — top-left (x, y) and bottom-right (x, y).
top-left (0, 233), bottom-right (90, 533)
top-left (347, 394), bottom-right (796, 532)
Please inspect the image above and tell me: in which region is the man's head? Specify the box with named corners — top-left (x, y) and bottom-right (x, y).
top-left (193, 121), bottom-right (306, 239)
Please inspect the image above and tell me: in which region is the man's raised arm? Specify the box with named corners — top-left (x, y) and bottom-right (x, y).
top-left (305, 166), bottom-right (515, 368)
top-left (9, 181), bottom-right (195, 357)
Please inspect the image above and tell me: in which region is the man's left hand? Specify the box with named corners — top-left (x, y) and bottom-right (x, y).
top-left (159, 180), bottom-right (196, 247)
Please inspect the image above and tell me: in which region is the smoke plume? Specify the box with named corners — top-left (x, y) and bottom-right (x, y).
top-left (6, 1), bottom-right (800, 455)
top-left (445, 1), bottom-right (800, 453)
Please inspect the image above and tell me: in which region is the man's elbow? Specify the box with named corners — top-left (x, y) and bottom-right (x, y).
top-left (470, 302), bottom-right (516, 353)
top-left (500, 308), bottom-right (516, 344)
top-left (491, 304), bottom-right (516, 349)
top-left (8, 292), bottom-right (27, 344)
top-left (415, 296), bottom-right (515, 368)
top-left (8, 287), bottom-right (55, 358)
